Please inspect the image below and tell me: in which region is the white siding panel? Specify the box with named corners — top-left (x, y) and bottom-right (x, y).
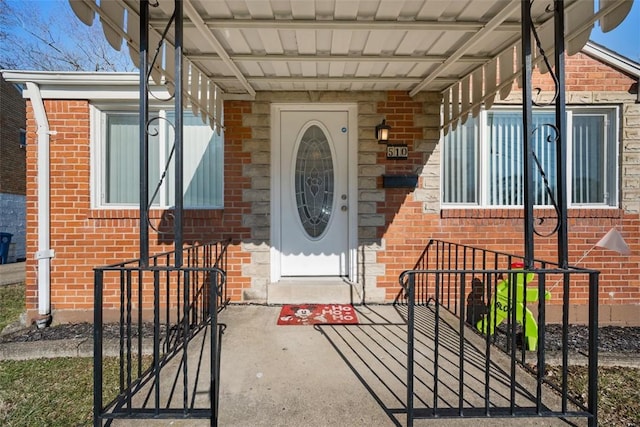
top-left (301, 62), bottom-right (317, 77)
top-left (295, 29), bottom-right (317, 55)
top-left (220, 29), bottom-right (252, 54)
top-left (259, 29), bottom-right (285, 54)
top-left (329, 62), bottom-right (346, 78)
top-left (331, 30), bottom-right (352, 55)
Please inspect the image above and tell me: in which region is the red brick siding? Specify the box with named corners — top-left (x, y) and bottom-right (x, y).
top-left (532, 52), bottom-right (637, 92)
top-left (371, 52), bottom-right (639, 314)
top-left (24, 99), bottom-right (254, 317)
top-left (22, 50), bottom-right (640, 324)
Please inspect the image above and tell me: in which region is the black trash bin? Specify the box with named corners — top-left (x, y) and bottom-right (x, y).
top-left (0, 233), bottom-right (12, 264)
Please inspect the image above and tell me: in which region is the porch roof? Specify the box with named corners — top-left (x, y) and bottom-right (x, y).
top-left (69, 0), bottom-right (633, 131)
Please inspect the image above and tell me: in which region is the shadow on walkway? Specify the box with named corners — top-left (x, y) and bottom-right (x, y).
top-left (109, 304), bottom-right (583, 426)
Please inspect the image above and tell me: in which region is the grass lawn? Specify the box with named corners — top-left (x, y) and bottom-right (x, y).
top-left (1, 285), bottom-right (639, 425)
top-left (547, 365), bottom-right (640, 427)
top-left (0, 358), bottom-right (638, 426)
top-left (0, 284), bottom-right (25, 332)
top-left (0, 357), bottom-right (122, 427)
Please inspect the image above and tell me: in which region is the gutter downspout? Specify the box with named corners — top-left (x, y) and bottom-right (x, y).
top-left (25, 82), bottom-right (54, 328)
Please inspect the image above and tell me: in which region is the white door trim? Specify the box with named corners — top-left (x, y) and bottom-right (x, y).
top-left (270, 103), bottom-right (358, 283)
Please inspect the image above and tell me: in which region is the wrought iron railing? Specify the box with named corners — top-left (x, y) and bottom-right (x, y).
top-left (399, 239), bottom-right (599, 427)
top-left (93, 240), bottom-right (229, 426)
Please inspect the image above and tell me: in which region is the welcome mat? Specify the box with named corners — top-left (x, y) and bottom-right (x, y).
top-left (277, 304), bottom-right (359, 326)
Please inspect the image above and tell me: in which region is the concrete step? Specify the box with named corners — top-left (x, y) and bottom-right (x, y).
top-left (267, 278), bottom-right (361, 304)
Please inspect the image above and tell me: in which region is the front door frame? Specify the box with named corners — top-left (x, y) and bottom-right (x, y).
top-left (270, 103), bottom-right (358, 283)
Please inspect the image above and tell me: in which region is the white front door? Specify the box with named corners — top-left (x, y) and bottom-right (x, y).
top-left (274, 107), bottom-right (354, 277)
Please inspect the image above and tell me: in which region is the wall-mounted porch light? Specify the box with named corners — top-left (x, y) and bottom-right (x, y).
top-left (375, 119), bottom-right (391, 144)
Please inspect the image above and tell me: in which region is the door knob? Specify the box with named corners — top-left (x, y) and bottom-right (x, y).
top-left (341, 205), bottom-right (348, 211)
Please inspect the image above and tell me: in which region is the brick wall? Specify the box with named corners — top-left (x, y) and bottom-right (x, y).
top-left (22, 50), bottom-right (640, 325)
top-left (533, 51), bottom-right (637, 92)
top-left (24, 99), bottom-right (255, 322)
top-left (371, 53), bottom-right (640, 325)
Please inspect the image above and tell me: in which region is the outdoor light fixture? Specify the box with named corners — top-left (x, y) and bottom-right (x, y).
top-left (375, 119), bottom-right (391, 144)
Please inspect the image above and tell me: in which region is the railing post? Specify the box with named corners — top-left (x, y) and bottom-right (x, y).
top-left (458, 272), bottom-right (466, 415)
top-left (139, 0), bottom-right (149, 267)
top-left (406, 272), bottom-right (415, 427)
top-left (93, 269), bottom-right (104, 427)
top-left (554, 0), bottom-right (569, 268)
top-left (588, 272), bottom-right (599, 427)
top-left (536, 272), bottom-right (547, 414)
top-left (521, 0), bottom-right (535, 267)
top-left (211, 270), bottom-right (219, 426)
top-left (182, 269), bottom-right (190, 414)
top-left (153, 269), bottom-right (161, 416)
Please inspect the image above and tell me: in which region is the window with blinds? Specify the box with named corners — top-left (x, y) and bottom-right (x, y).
top-left (442, 107), bottom-right (617, 207)
top-left (101, 110), bottom-right (224, 209)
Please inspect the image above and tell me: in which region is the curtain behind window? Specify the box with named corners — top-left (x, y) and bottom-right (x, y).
top-left (105, 114), bottom-right (159, 204)
top-left (487, 111), bottom-right (556, 206)
top-left (165, 112), bottom-right (224, 208)
top-left (573, 115), bottom-right (605, 204)
top-left (442, 119), bottom-right (477, 204)
top-left (442, 109), bottom-right (613, 207)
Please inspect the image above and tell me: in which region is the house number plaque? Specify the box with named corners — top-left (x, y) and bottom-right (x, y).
top-left (386, 144), bottom-right (409, 160)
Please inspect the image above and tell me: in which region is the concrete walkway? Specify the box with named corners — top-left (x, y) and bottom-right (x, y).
top-left (0, 261), bottom-right (25, 286)
top-left (104, 305), bottom-right (587, 427)
top-left (0, 263), bottom-right (626, 425)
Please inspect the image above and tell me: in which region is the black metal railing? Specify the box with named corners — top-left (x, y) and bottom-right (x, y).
top-left (399, 239), bottom-right (599, 427)
top-left (93, 240), bottom-right (230, 426)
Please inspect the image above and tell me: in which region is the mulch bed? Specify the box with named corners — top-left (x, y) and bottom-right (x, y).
top-left (0, 322), bottom-right (164, 343)
top-left (2, 319), bottom-right (640, 354)
top-left (490, 324), bottom-right (640, 353)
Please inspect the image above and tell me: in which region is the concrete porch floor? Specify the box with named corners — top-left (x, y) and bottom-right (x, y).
top-left (108, 304), bottom-right (587, 427)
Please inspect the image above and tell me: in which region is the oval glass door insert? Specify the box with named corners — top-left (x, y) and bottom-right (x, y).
top-left (294, 125), bottom-right (334, 238)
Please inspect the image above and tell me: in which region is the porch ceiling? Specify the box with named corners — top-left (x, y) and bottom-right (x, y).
top-left (69, 0), bottom-right (634, 130)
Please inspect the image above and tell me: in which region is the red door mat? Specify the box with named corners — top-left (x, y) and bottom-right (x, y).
top-left (277, 304), bottom-right (359, 326)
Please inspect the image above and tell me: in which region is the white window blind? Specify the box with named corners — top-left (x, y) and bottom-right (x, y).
top-left (165, 112), bottom-right (224, 208)
top-left (572, 114), bottom-right (607, 204)
top-left (442, 119), bottom-right (477, 204)
top-left (105, 114), bottom-right (159, 205)
top-left (102, 110), bottom-right (223, 208)
top-left (442, 107), bottom-right (617, 207)
top-left (487, 111), bottom-right (556, 206)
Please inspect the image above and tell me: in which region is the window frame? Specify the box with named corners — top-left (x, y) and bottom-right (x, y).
top-left (91, 104), bottom-right (224, 210)
top-left (19, 128), bottom-right (27, 148)
top-left (441, 105), bottom-right (619, 209)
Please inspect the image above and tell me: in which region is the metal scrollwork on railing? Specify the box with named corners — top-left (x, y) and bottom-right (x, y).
top-left (146, 116), bottom-right (176, 235)
top-left (146, 2), bottom-right (176, 102)
top-left (531, 124), bottom-right (561, 238)
top-left (525, 0), bottom-right (562, 239)
top-left (530, 1), bottom-right (560, 107)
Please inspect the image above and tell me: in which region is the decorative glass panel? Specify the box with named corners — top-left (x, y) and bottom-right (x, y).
top-left (294, 125), bottom-right (334, 238)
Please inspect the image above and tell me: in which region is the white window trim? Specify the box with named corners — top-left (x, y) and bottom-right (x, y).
top-left (91, 104), bottom-right (224, 210)
top-left (441, 105), bottom-right (620, 209)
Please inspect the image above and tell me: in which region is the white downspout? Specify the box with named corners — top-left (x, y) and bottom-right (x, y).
top-left (25, 82), bottom-right (54, 328)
